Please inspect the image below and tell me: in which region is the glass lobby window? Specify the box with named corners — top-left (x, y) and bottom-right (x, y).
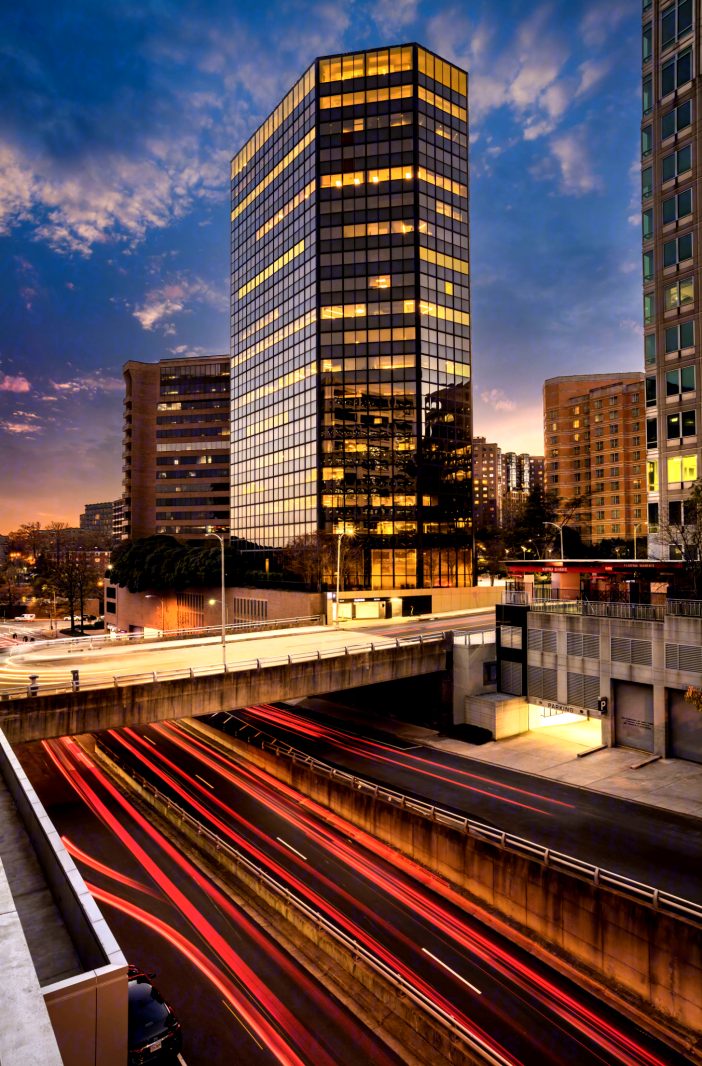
top-left (662, 188), bottom-right (692, 223)
top-left (661, 99), bottom-right (691, 139)
top-left (661, 48), bottom-right (692, 96)
top-left (642, 166), bottom-right (653, 199)
top-left (661, 0), bottom-right (693, 48)
top-left (642, 125), bottom-right (653, 158)
top-left (665, 321), bottom-right (695, 351)
top-left (665, 277), bottom-right (694, 309)
top-left (662, 144), bottom-right (692, 181)
top-left (663, 232), bottom-right (692, 265)
top-left (642, 208), bottom-right (653, 240)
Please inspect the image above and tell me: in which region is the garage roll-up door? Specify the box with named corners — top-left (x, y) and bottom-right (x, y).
top-left (669, 688), bottom-right (702, 764)
top-left (614, 679), bottom-right (654, 753)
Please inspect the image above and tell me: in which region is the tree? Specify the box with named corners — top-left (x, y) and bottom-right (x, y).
top-left (476, 529), bottom-right (509, 585)
top-left (74, 553), bottom-right (100, 635)
top-left (659, 476), bottom-right (702, 596)
top-left (0, 564), bottom-right (24, 618)
top-left (282, 532), bottom-right (363, 591)
top-left (54, 552), bottom-right (80, 631)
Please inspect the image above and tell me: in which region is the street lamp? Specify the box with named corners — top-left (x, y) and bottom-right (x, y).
top-left (544, 521), bottom-right (564, 561)
top-left (206, 532), bottom-right (227, 667)
top-left (145, 594), bottom-right (164, 635)
top-left (528, 539), bottom-right (541, 559)
top-left (520, 545), bottom-right (528, 560)
top-left (334, 526), bottom-right (354, 629)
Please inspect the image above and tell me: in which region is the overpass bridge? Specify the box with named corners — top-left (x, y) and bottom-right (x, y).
top-left (0, 625), bottom-right (453, 744)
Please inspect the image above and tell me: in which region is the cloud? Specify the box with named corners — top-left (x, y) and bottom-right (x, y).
top-left (549, 128), bottom-right (602, 195)
top-left (0, 421), bottom-right (38, 435)
top-left (133, 274), bottom-right (228, 333)
top-left (50, 375), bottom-right (123, 395)
top-left (371, 0), bottom-right (419, 37)
top-left (480, 388), bottom-right (517, 412)
top-left (579, 0), bottom-right (635, 48)
top-left (620, 318), bottom-right (644, 337)
top-left (0, 374), bottom-right (31, 393)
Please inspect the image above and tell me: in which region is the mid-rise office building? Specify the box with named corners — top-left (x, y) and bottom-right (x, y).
top-left (471, 437), bottom-right (501, 527)
top-left (79, 501), bottom-right (114, 534)
top-left (112, 497), bottom-right (124, 540)
top-left (230, 45), bottom-right (473, 590)
top-left (543, 374), bottom-right (645, 543)
top-left (641, 0), bottom-right (701, 557)
top-left (502, 451), bottom-right (544, 496)
top-left (121, 355), bottom-right (231, 541)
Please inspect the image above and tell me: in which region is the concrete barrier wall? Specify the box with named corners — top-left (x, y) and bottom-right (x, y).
top-left (0, 730), bottom-right (128, 1066)
top-left (0, 641), bottom-right (447, 744)
top-left (198, 724), bottom-right (702, 1050)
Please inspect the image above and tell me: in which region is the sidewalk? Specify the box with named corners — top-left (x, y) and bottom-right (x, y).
top-left (293, 698), bottom-right (702, 819)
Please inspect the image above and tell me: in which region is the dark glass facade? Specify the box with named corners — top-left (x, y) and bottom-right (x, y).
top-left (230, 45), bottom-right (473, 589)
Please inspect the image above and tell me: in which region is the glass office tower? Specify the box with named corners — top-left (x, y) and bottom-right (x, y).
top-left (230, 44), bottom-right (473, 589)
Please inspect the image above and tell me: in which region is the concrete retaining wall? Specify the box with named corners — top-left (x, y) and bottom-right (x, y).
top-left (197, 722), bottom-right (702, 1051)
top-left (0, 730), bottom-right (128, 1066)
top-left (0, 641), bottom-right (448, 744)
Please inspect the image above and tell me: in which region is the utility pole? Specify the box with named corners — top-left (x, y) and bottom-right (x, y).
top-left (206, 532), bottom-right (227, 667)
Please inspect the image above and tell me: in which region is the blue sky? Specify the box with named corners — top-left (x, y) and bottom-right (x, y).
top-left (0, 0), bottom-right (642, 529)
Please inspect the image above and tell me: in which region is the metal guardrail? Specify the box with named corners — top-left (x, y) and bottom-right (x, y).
top-left (97, 741), bottom-right (511, 1066)
top-left (215, 719), bottom-right (702, 927)
top-left (0, 632), bottom-right (447, 702)
top-left (1, 615), bottom-right (326, 660)
top-left (667, 598), bottom-right (702, 618)
top-left (453, 630), bottom-right (496, 646)
top-left (530, 600), bottom-right (664, 622)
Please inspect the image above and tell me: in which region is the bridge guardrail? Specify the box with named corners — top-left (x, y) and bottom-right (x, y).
top-left (213, 716), bottom-right (702, 928)
top-left (0, 632), bottom-right (448, 702)
top-left (96, 740), bottom-right (512, 1066)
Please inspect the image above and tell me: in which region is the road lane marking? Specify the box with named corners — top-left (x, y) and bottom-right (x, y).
top-left (422, 948), bottom-right (481, 994)
top-left (221, 999), bottom-right (262, 1048)
top-left (195, 774), bottom-right (214, 789)
top-left (177, 1055), bottom-right (189, 1065)
top-left (142, 735), bottom-right (157, 746)
top-left (276, 837), bottom-right (307, 861)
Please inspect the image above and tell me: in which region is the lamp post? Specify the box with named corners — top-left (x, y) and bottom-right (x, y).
top-left (544, 521), bottom-right (564, 561)
top-left (520, 545), bottom-right (528, 560)
top-left (206, 532), bottom-right (227, 667)
top-left (145, 594), bottom-right (164, 635)
top-left (334, 527), bottom-right (354, 629)
top-left (528, 539), bottom-right (541, 559)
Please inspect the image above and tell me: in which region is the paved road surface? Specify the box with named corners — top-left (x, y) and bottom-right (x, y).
top-left (75, 718), bottom-right (690, 1066)
top-left (223, 700), bottom-right (702, 904)
top-left (16, 739), bottom-right (406, 1066)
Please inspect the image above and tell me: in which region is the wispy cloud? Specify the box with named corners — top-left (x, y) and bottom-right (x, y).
top-left (549, 127), bottom-right (603, 195)
top-left (0, 373), bottom-right (31, 393)
top-left (480, 388), bottom-right (517, 411)
top-left (0, 421), bottom-right (39, 435)
top-left (133, 274), bottom-right (228, 333)
top-left (50, 375), bottom-right (123, 395)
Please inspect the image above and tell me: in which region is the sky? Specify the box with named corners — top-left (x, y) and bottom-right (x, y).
top-left (0, 0), bottom-right (643, 530)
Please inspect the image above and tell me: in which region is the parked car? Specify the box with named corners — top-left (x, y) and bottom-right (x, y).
top-left (128, 966), bottom-right (182, 1064)
top-left (13, 614), bottom-right (35, 621)
top-left (62, 615), bottom-right (90, 623)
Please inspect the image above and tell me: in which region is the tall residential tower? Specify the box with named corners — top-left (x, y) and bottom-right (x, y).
top-left (230, 45), bottom-right (473, 590)
top-left (642, 0), bottom-right (700, 555)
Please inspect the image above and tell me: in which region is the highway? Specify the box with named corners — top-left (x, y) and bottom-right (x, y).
top-left (0, 612), bottom-right (486, 693)
top-left (222, 701), bottom-right (702, 904)
top-left (55, 717), bottom-right (691, 1066)
top-left (16, 739), bottom-right (407, 1066)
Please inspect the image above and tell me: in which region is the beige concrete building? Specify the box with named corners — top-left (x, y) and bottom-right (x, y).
top-left (641, 0), bottom-right (701, 558)
top-left (543, 374), bottom-right (645, 544)
top-left (121, 355), bottom-right (231, 542)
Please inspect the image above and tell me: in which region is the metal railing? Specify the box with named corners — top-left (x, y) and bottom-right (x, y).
top-left (453, 630), bottom-right (496, 646)
top-left (211, 719), bottom-right (702, 927)
top-left (530, 600), bottom-right (664, 622)
top-left (0, 632), bottom-right (447, 702)
top-left (97, 741), bottom-right (511, 1066)
top-left (501, 590), bottom-right (530, 605)
top-left (667, 598), bottom-right (702, 618)
top-left (1, 615), bottom-right (327, 660)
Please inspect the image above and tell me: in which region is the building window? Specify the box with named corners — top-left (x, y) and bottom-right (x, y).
top-left (667, 412), bottom-right (682, 438)
top-left (682, 409), bottom-right (697, 436)
top-left (668, 454), bottom-right (698, 483)
top-left (669, 500), bottom-right (683, 524)
top-left (612, 524), bottom-right (621, 534)
top-left (634, 508), bottom-right (642, 519)
top-left (661, 48), bottom-right (692, 97)
top-left (643, 208), bottom-right (654, 241)
top-left (648, 501), bottom-right (659, 531)
top-left (642, 125), bottom-right (653, 159)
top-left (662, 188), bottom-right (692, 224)
top-left (642, 166), bottom-right (653, 200)
top-left (643, 74), bottom-right (653, 115)
top-left (662, 144), bottom-right (692, 182)
top-left (645, 333), bottom-right (656, 366)
top-left (648, 459), bottom-right (659, 491)
top-left (663, 233), bottom-right (693, 266)
top-left (664, 277), bottom-right (694, 310)
top-left (666, 365), bottom-right (696, 394)
top-left (662, 100), bottom-right (691, 140)
top-left (665, 321), bottom-right (694, 353)
top-left (647, 417), bottom-right (658, 448)
top-left (644, 0), bottom-right (652, 12)
top-left (661, 0), bottom-right (692, 50)
top-left (646, 376), bottom-right (657, 406)
top-left (643, 250), bottom-right (654, 282)
top-left (644, 292), bottom-right (655, 323)
top-left (643, 21), bottom-right (653, 61)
